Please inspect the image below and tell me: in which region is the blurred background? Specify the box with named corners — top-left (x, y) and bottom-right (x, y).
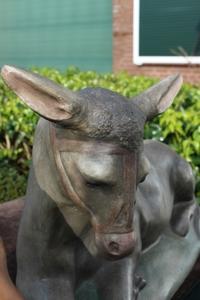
top-left (0, 0), bottom-right (112, 72)
top-left (1, 0), bottom-right (200, 83)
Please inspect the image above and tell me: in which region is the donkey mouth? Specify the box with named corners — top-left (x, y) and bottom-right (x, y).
top-left (95, 231), bottom-right (135, 259)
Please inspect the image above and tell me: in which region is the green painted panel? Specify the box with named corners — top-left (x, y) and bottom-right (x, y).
top-left (140, 0), bottom-right (200, 56)
top-left (0, 0), bottom-right (112, 71)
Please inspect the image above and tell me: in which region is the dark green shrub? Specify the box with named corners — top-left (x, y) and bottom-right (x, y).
top-left (0, 164), bottom-right (27, 201)
top-left (0, 67), bottom-right (199, 202)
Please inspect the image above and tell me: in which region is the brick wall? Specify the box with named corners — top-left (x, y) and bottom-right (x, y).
top-left (113, 0), bottom-right (200, 84)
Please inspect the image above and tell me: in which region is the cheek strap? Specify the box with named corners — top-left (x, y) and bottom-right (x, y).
top-left (49, 124), bottom-right (89, 213)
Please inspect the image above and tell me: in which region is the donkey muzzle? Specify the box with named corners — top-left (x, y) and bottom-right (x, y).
top-left (95, 231), bottom-right (135, 259)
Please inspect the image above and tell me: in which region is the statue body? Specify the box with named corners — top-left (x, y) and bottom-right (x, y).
top-left (1, 65), bottom-right (200, 300)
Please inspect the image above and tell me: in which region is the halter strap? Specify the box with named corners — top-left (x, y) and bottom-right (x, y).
top-left (49, 123), bottom-right (136, 233)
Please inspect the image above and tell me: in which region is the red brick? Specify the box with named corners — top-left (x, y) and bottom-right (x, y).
top-left (113, 0), bottom-right (200, 84)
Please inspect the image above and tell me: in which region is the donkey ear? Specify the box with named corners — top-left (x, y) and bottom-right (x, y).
top-left (1, 65), bottom-right (82, 123)
top-left (131, 74), bottom-right (183, 121)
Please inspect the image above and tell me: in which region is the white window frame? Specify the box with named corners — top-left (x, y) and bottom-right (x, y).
top-left (133, 0), bottom-right (200, 65)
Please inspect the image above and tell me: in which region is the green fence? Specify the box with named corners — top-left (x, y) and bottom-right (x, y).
top-left (0, 0), bottom-right (112, 71)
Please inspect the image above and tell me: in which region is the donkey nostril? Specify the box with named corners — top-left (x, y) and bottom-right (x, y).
top-left (96, 232), bottom-right (135, 257)
top-left (108, 241), bottom-right (120, 253)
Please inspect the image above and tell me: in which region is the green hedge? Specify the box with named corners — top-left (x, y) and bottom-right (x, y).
top-left (0, 67), bottom-right (199, 202)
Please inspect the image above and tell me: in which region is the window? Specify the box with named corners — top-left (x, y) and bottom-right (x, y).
top-left (133, 0), bottom-right (200, 65)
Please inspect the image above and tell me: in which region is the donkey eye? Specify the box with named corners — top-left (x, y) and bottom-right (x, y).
top-left (139, 173), bottom-right (148, 183)
top-left (85, 179), bottom-right (113, 189)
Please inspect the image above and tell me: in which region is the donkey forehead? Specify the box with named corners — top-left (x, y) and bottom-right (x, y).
top-left (60, 147), bottom-right (137, 188)
top-left (77, 88), bottom-right (146, 150)
top-left (61, 152), bottom-right (119, 182)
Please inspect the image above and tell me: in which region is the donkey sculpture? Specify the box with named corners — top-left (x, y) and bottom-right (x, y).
top-left (1, 65), bottom-right (200, 300)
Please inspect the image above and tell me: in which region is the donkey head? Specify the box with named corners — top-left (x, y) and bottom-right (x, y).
top-left (1, 65), bottom-right (182, 259)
